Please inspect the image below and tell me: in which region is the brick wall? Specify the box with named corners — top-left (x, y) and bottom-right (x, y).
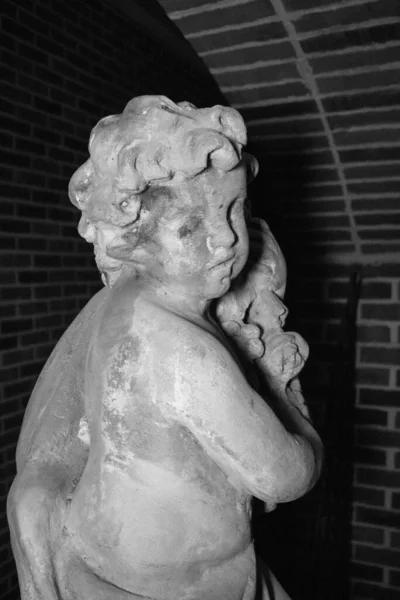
top-left (252, 260), bottom-right (400, 600)
top-left (350, 266), bottom-right (400, 600)
top-left (0, 1), bottom-right (223, 597)
top-left (1, 1), bottom-right (400, 599)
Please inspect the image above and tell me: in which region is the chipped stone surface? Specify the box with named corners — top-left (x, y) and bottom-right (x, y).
top-left (7, 96), bottom-right (322, 600)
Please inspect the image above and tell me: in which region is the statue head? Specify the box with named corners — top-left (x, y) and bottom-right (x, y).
top-left (69, 95), bottom-right (258, 294)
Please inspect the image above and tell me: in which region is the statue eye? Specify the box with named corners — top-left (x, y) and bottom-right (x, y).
top-left (120, 199), bottom-right (129, 209)
top-left (160, 103), bottom-right (173, 113)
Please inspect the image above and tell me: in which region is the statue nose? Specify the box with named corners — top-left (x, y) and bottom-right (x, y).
top-left (208, 224), bottom-right (237, 253)
top-left (78, 216), bottom-right (96, 243)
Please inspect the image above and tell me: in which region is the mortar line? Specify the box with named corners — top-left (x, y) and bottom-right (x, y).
top-left (170, 0), bottom-right (257, 19)
top-left (222, 64), bottom-right (400, 91)
top-left (268, 0), bottom-right (362, 258)
top-left (207, 41), bottom-right (400, 72)
top-left (210, 42), bottom-right (400, 74)
top-left (233, 84), bottom-right (400, 109)
top-left (187, 16), bottom-right (280, 38)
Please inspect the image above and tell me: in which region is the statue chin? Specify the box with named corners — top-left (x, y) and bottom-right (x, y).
top-left (95, 248), bottom-right (124, 287)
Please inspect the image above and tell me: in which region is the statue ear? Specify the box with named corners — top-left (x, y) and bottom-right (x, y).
top-left (118, 194), bottom-right (142, 223)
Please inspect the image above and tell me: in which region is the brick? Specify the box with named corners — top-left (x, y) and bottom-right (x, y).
top-left (34, 36), bottom-right (64, 58)
top-left (359, 389), bottom-right (400, 407)
top-left (34, 255), bottom-right (62, 268)
top-left (357, 427), bottom-right (400, 448)
top-left (50, 299), bottom-right (78, 313)
top-left (19, 302), bottom-right (48, 316)
top-left (35, 314), bottom-right (63, 328)
top-left (350, 561), bottom-right (383, 583)
top-left (190, 21), bottom-right (286, 55)
top-left (389, 569), bottom-right (400, 587)
top-left (19, 42), bottom-right (49, 65)
top-left (391, 532), bottom-right (400, 550)
top-left (18, 73), bottom-right (49, 97)
top-left (0, 218), bottom-right (30, 234)
top-left (353, 582), bottom-right (400, 600)
top-left (354, 445), bottom-right (387, 466)
top-left (248, 117), bottom-right (323, 137)
top-left (352, 524), bottom-right (384, 545)
top-left (395, 452), bottom-right (400, 469)
top-left (33, 96), bottom-right (62, 116)
top-left (0, 286), bottom-right (31, 301)
top-left (228, 80), bottom-right (308, 106)
top-left (355, 408), bottom-right (388, 427)
top-left (16, 204), bottom-right (47, 220)
top-left (179, 1), bottom-right (275, 34)
top-left (20, 331), bottom-right (50, 347)
top-left (361, 304), bottom-right (400, 321)
top-left (312, 46), bottom-right (400, 77)
top-left (1, 336), bottom-right (18, 351)
top-left (346, 162), bottom-right (400, 180)
top-left (1, 17), bottom-right (35, 43)
top-left (357, 326), bottom-right (391, 343)
top-left (356, 213), bottom-right (400, 226)
top-left (324, 87), bottom-right (400, 116)
top-left (320, 68), bottom-right (400, 97)
top-left (362, 243), bottom-right (400, 255)
top-left (3, 348), bottom-right (34, 367)
top-left (18, 237), bottom-right (47, 252)
top-left (1, 318), bottom-right (33, 335)
top-left (0, 0), bottom-right (18, 17)
top-left (341, 147), bottom-right (400, 164)
top-left (241, 98), bottom-right (315, 123)
top-left (360, 346), bottom-right (400, 365)
top-left (355, 187), bottom-right (400, 209)
top-left (4, 381), bottom-right (33, 401)
top-left (0, 305), bottom-right (16, 318)
top-left (363, 282), bottom-right (393, 300)
top-left (392, 492), bottom-right (400, 510)
top-left (295, 0), bottom-right (400, 33)
top-left (210, 41), bottom-right (295, 72)
top-left (351, 181), bottom-right (400, 196)
top-left (15, 170), bottom-right (46, 187)
top-left (359, 228), bottom-right (400, 242)
top-left (357, 468), bottom-right (400, 488)
top-left (355, 506), bottom-right (400, 528)
top-left (34, 285), bottom-right (62, 299)
top-left (2, 150), bottom-right (31, 168)
top-left (36, 343), bottom-right (56, 359)
top-left (355, 544), bottom-right (400, 569)
top-left (31, 223), bottom-right (59, 238)
top-left (353, 486), bottom-right (385, 507)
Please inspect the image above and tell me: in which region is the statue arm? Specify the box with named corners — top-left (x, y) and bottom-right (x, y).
top-left (169, 339), bottom-right (322, 505)
top-left (7, 462), bottom-right (70, 600)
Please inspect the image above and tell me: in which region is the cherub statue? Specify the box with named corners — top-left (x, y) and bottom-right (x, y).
top-left (8, 96), bottom-right (322, 600)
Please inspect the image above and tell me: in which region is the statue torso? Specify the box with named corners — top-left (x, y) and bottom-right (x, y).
top-left (20, 282), bottom-right (256, 599)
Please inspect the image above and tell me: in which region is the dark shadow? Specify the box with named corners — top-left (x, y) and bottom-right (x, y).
top-left (245, 133), bottom-right (361, 600)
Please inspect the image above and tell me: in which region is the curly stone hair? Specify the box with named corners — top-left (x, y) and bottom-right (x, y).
top-left (68, 95), bottom-right (258, 284)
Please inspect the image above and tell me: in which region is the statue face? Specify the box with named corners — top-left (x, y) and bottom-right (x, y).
top-left (144, 164), bottom-right (250, 300)
top-left (76, 162), bottom-right (250, 298)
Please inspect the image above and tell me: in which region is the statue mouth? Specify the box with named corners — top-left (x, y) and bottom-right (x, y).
top-left (210, 254), bottom-right (235, 270)
top-left (93, 244), bottom-right (122, 271)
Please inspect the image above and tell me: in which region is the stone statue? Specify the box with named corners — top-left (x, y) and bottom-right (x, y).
top-left (7, 96), bottom-right (323, 600)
